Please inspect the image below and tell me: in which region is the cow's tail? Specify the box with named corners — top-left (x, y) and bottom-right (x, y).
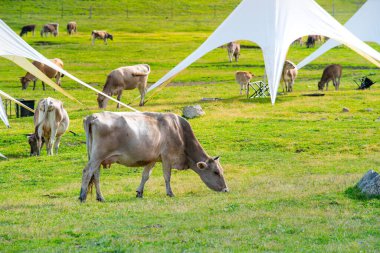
top-left (132, 64), bottom-right (151, 76)
top-left (83, 115), bottom-right (93, 161)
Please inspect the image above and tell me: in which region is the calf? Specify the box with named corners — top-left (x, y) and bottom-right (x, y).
top-left (282, 60), bottom-right (298, 92)
top-left (20, 58), bottom-right (64, 90)
top-left (40, 24), bottom-right (57, 37)
top-left (97, 64), bottom-right (150, 108)
top-left (306, 35), bottom-right (317, 48)
top-left (67, 21), bottom-right (77, 35)
top-left (79, 112), bottom-right (228, 202)
top-left (28, 97), bottom-right (69, 156)
top-left (20, 24), bottom-right (36, 37)
top-left (91, 30), bottom-right (113, 45)
top-left (227, 41), bottom-right (240, 62)
top-left (235, 71), bottom-right (255, 95)
top-left (318, 64), bottom-right (342, 91)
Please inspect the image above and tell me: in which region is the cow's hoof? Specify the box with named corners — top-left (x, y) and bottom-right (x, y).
top-left (96, 196), bottom-right (105, 202)
top-left (136, 191), bottom-right (143, 198)
top-left (78, 196), bottom-right (86, 203)
top-left (166, 192), bottom-right (175, 197)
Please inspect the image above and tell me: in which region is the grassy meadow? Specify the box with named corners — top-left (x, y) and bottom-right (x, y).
top-left (0, 0), bottom-right (379, 252)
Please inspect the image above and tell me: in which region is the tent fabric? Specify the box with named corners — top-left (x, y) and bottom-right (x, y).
top-left (147, 0), bottom-right (380, 104)
top-left (0, 96), bottom-right (9, 127)
top-left (0, 19), bottom-right (138, 112)
top-left (297, 0), bottom-right (380, 69)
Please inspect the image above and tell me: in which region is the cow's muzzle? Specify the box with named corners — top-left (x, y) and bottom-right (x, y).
top-left (222, 187), bottom-right (229, 193)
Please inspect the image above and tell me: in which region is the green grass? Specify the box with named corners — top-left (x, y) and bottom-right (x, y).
top-left (0, 0), bottom-right (379, 252)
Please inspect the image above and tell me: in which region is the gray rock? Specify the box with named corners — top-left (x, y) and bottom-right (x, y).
top-left (342, 107), bottom-right (350, 113)
top-left (357, 170), bottom-right (380, 196)
top-left (183, 105), bottom-right (205, 119)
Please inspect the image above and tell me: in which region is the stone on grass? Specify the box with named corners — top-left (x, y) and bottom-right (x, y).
top-left (357, 170), bottom-right (380, 196)
top-left (183, 105), bottom-right (205, 119)
top-left (342, 107), bottom-right (350, 113)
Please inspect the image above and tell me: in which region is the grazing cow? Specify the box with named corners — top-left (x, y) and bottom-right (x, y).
top-left (66, 21), bottom-right (77, 35)
top-left (227, 41), bottom-right (240, 62)
top-left (20, 24), bottom-right (36, 37)
top-left (79, 112), bottom-right (229, 202)
top-left (91, 30), bottom-right (113, 45)
top-left (306, 35), bottom-right (318, 48)
top-left (28, 97), bottom-right (69, 156)
top-left (282, 60), bottom-right (298, 93)
top-left (235, 71), bottom-right (255, 95)
top-left (40, 24), bottom-right (57, 37)
top-left (318, 64), bottom-right (342, 91)
top-left (97, 64), bottom-right (150, 108)
top-left (20, 58), bottom-right (64, 90)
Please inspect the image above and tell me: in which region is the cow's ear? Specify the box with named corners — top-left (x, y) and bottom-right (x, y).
top-left (213, 156), bottom-right (220, 161)
top-left (197, 162), bottom-right (208, 170)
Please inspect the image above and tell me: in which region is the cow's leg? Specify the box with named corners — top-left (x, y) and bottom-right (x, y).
top-left (136, 162), bottom-right (156, 198)
top-left (162, 161), bottom-right (174, 197)
top-left (79, 160), bottom-right (101, 202)
top-left (139, 86), bottom-right (147, 106)
top-left (92, 37), bottom-right (95, 45)
top-left (53, 135), bottom-right (62, 154)
top-left (42, 81), bottom-right (46, 91)
top-left (228, 52), bottom-right (232, 63)
top-left (33, 80), bottom-right (36, 90)
top-left (240, 83), bottom-right (243, 95)
top-left (116, 91), bottom-right (122, 109)
top-left (94, 168), bottom-right (105, 202)
top-left (104, 38), bottom-right (107, 45)
top-left (47, 125), bottom-right (59, 156)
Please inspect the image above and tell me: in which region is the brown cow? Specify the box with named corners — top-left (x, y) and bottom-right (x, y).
top-left (227, 41), bottom-right (240, 62)
top-left (97, 64), bottom-right (150, 108)
top-left (67, 21), bottom-right (77, 35)
top-left (20, 58), bottom-right (64, 90)
top-left (91, 30), bottom-right (113, 45)
top-left (282, 60), bottom-right (298, 93)
top-left (40, 24), bottom-right (57, 37)
top-left (79, 111), bottom-right (229, 202)
top-left (28, 97), bottom-right (69, 156)
top-left (318, 64), bottom-right (342, 91)
top-left (20, 24), bottom-right (36, 37)
top-left (235, 71), bottom-right (255, 95)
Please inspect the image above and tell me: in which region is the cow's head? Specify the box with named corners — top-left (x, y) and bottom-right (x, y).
top-left (97, 93), bottom-right (109, 109)
top-left (27, 133), bottom-right (45, 156)
top-left (318, 81), bottom-right (324, 91)
top-left (107, 34), bottom-right (113, 40)
top-left (194, 156), bottom-right (229, 192)
top-left (20, 76), bottom-right (32, 90)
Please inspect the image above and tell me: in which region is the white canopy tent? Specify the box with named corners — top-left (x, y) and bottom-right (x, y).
top-left (0, 19), bottom-right (138, 127)
top-left (298, 0), bottom-right (380, 69)
top-left (147, 0), bottom-right (380, 104)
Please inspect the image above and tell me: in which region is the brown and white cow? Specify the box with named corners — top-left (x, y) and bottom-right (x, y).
top-left (227, 41), bottom-right (240, 62)
top-left (20, 24), bottom-right (36, 37)
top-left (91, 30), bottom-right (113, 45)
top-left (40, 24), bottom-right (57, 37)
top-left (235, 71), bottom-right (255, 95)
top-left (97, 64), bottom-right (150, 108)
top-left (282, 60), bottom-right (298, 93)
top-left (67, 21), bottom-right (77, 35)
top-left (28, 97), bottom-right (69, 156)
top-left (79, 112), bottom-right (228, 202)
top-left (318, 64), bottom-right (342, 91)
top-left (20, 58), bottom-right (64, 90)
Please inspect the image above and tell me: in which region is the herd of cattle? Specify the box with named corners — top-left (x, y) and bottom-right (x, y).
top-left (18, 23), bottom-right (345, 201)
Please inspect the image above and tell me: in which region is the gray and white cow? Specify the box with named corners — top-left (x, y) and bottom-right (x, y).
top-left (227, 41), bottom-right (240, 62)
top-left (91, 30), bottom-right (113, 45)
top-left (79, 112), bottom-right (228, 202)
top-left (28, 97), bottom-right (69, 156)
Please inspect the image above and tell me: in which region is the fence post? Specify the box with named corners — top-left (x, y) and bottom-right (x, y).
top-left (89, 6), bottom-right (92, 19)
top-left (61, 2), bottom-right (64, 18)
top-left (214, 5), bottom-right (216, 18)
top-left (332, 0), bottom-right (335, 17)
top-left (19, 4), bottom-right (22, 19)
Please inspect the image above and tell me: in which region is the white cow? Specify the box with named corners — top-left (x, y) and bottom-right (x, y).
top-left (28, 97), bottom-right (69, 156)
